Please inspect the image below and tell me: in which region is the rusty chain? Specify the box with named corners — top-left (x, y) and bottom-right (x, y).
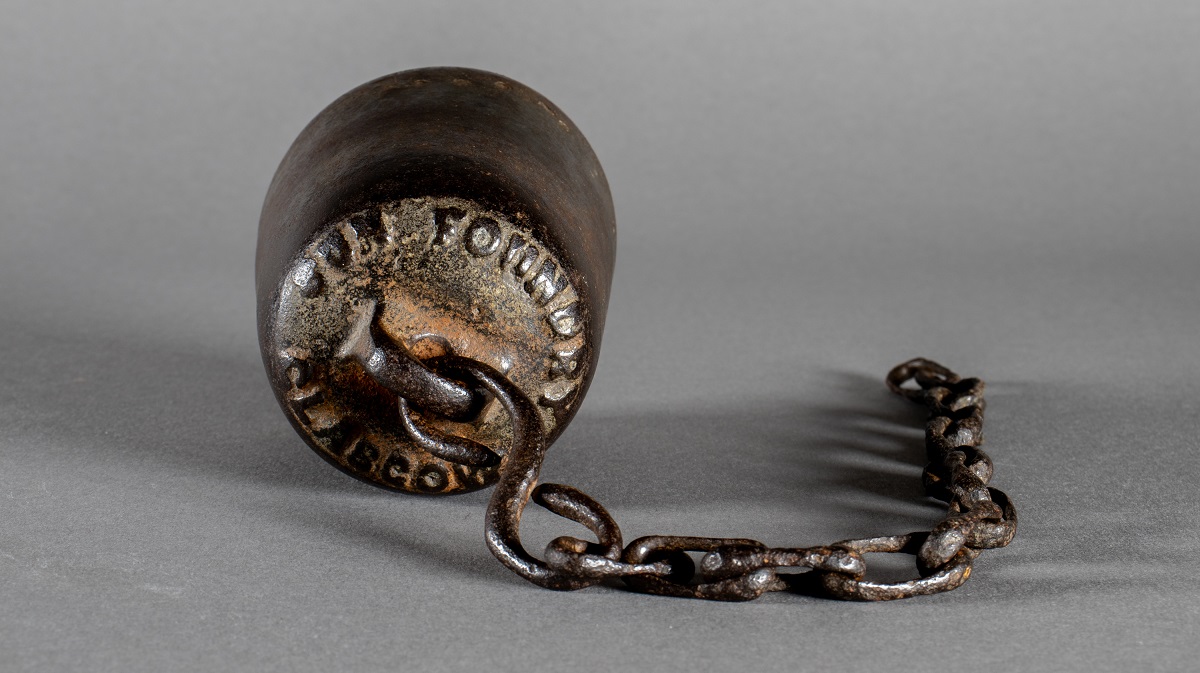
top-left (404, 356), bottom-right (1015, 601)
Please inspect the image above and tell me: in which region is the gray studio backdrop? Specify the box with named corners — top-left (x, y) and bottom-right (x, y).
top-left (2, 1), bottom-right (1198, 671)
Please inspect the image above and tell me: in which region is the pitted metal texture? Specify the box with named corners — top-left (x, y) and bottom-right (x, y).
top-left (270, 197), bottom-right (591, 494)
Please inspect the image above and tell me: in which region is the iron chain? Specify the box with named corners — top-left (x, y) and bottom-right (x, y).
top-left (411, 357), bottom-right (1016, 601)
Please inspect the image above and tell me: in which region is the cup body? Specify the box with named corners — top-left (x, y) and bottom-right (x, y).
top-left (256, 67), bottom-right (616, 494)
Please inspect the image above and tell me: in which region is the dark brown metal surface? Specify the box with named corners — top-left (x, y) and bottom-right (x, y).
top-left (258, 69), bottom-right (1014, 600)
top-left (257, 67), bottom-right (615, 494)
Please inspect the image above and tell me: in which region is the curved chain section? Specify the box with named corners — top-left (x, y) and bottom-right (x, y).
top-left (414, 357), bottom-right (1016, 601)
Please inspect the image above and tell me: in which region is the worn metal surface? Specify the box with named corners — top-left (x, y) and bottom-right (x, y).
top-left (257, 68), bottom-right (615, 494)
top-left (258, 69), bottom-right (1014, 600)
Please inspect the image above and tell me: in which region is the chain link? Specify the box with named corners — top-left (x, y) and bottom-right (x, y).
top-left (412, 357), bottom-right (1015, 601)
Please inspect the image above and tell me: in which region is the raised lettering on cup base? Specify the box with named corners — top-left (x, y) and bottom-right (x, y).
top-left (271, 197), bottom-right (589, 494)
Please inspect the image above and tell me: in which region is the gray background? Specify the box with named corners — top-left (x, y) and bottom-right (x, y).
top-left (2, 1), bottom-right (1198, 671)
